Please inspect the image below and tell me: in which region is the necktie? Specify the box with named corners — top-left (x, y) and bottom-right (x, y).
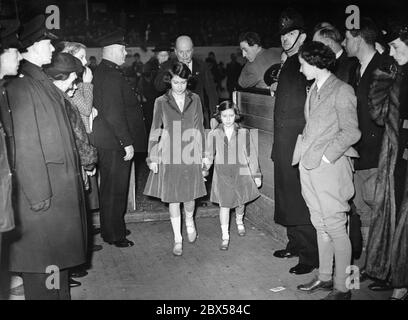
top-left (306, 84), bottom-right (318, 120)
top-left (355, 65), bottom-right (361, 86)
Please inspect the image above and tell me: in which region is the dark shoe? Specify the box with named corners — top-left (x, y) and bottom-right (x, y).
top-left (93, 227), bottom-right (101, 235)
top-left (92, 244), bottom-right (103, 252)
top-left (321, 289), bottom-right (351, 300)
top-left (69, 278), bottom-right (81, 288)
top-left (359, 269), bottom-right (369, 282)
top-left (126, 229), bottom-right (131, 236)
top-left (107, 238), bottom-right (134, 248)
top-left (273, 249), bottom-right (298, 259)
top-left (297, 278), bottom-right (333, 292)
top-left (219, 239), bottom-right (229, 251)
top-left (70, 269), bottom-right (88, 278)
top-left (368, 280), bottom-right (392, 291)
top-left (289, 263), bottom-right (316, 275)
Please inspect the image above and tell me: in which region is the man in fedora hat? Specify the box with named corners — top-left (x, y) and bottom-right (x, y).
top-left (237, 31), bottom-right (279, 89)
top-left (0, 19), bottom-right (22, 296)
top-left (138, 43), bottom-right (171, 132)
top-left (271, 8), bottom-right (319, 275)
top-left (5, 14), bottom-right (88, 300)
top-left (91, 32), bottom-right (147, 248)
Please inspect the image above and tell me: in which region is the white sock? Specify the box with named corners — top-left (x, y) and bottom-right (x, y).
top-left (221, 225), bottom-right (229, 240)
top-left (170, 216), bottom-right (182, 243)
top-left (235, 205), bottom-right (245, 226)
top-left (185, 209), bottom-right (195, 233)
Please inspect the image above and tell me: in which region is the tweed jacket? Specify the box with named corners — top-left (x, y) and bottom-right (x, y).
top-left (292, 74), bottom-right (361, 170)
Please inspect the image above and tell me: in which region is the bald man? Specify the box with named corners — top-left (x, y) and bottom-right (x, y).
top-left (154, 35), bottom-right (218, 129)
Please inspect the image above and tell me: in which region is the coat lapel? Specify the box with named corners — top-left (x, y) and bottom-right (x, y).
top-left (309, 74), bottom-right (337, 114)
top-left (165, 90), bottom-right (194, 114)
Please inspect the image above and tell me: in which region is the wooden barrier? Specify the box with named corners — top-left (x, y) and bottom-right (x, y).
top-left (235, 88), bottom-right (286, 242)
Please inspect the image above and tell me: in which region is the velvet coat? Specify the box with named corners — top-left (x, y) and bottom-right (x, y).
top-left (143, 90), bottom-right (207, 203)
top-left (205, 124), bottom-right (261, 208)
top-left (5, 61), bottom-right (87, 273)
top-left (366, 60), bottom-right (408, 287)
top-left (154, 58), bottom-right (218, 129)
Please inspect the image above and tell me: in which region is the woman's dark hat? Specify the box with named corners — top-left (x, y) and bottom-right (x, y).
top-left (278, 8), bottom-right (305, 36)
top-left (19, 15), bottom-right (58, 48)
top-left (0, 19), bottom-right (22, 51)
top-left (44, 52), bottom-right (83, 78)
top-left (264, 63), bottom-right (282, 86)
top-left (384, 23), bottom-right (408, 43)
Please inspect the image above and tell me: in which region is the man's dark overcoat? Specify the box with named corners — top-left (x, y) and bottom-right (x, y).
top-left (271, 53), bottom-right (311, 226)
top-left (5, 61), bottom-right (87, 273)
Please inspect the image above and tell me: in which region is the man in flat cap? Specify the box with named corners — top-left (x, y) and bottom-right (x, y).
top-left (5, 14), bottom-right (88, 299)
top-left (91, 32), bottom-right (147, 248)
top-left (154, 35), bottom-right (218, 129)
top-left (271, 8), bottom-right (319, 276)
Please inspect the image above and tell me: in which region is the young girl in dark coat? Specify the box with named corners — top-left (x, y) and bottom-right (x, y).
top-left (204, 101), bottom-right (262, 250)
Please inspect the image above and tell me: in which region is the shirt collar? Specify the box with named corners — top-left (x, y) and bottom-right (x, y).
top-left (336, 49), bottom-right (344, 60)
top-left (315, 72), bottom-right (332, 91)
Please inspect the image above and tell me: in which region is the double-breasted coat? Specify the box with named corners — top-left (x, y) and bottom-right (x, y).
top-left (5, 61), bottom-right (87, 273)
top-left (91, 59), bottom-right (147, 152)
top-left (143, 90), bottom-right (207, 203)
top-left (205, 124), bottom-right (261, 208)
top-left (272, 53), bottom-right (311, 226)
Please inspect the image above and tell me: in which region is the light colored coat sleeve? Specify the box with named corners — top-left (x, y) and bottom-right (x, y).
top-left (324, 84), bottom-right (361, 162)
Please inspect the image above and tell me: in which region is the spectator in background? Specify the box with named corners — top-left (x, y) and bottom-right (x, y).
top-left (226, 53), bottom-right (243, 98)
top-left (272, 8), bottom-right (319, 276)
top-left (0, 20), bottom-right (21, 297)
top-left (343, 17), bottom-right (386, 287)
top-left (131, 52), bottom-right (144, 87)
top-left (6, 15), bottom-right (87, 300)
top-left (366, 22), bottom-right (408, 300)
top-left (88, 55), bottom-right (98, 73)
top-left (313, 24), bottom-right (358, 84)
top-left (91, 33), bottom-right (147, 249)
top-left (139, 43), bottom-right (171, 133)
top-left (238, 31), bottom-right (278, 89)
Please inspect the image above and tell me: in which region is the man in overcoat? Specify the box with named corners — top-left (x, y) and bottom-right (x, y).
top-left (91, 33), bottom-right (147, 248)
top-left (271, 8), bottom-right (319, 275)
top-left (5, 15), bottom-right (87, 299)
top-left (154, 35), bottom-right (218, 129)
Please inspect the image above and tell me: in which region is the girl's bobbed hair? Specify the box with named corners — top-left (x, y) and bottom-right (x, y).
top-left (163, 61), bottom-right (192, 85)
top-left (298, 41), bottom-right (336, 70)
top-left (213, 100), bottom-right (241, 123)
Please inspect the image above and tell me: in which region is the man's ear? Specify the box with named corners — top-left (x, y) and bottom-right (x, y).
top-left (300, 33), bottom-right (307, 44)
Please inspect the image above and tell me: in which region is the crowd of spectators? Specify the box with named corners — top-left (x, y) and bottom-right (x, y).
top-left (57, 8), bottom-right (282, 47)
